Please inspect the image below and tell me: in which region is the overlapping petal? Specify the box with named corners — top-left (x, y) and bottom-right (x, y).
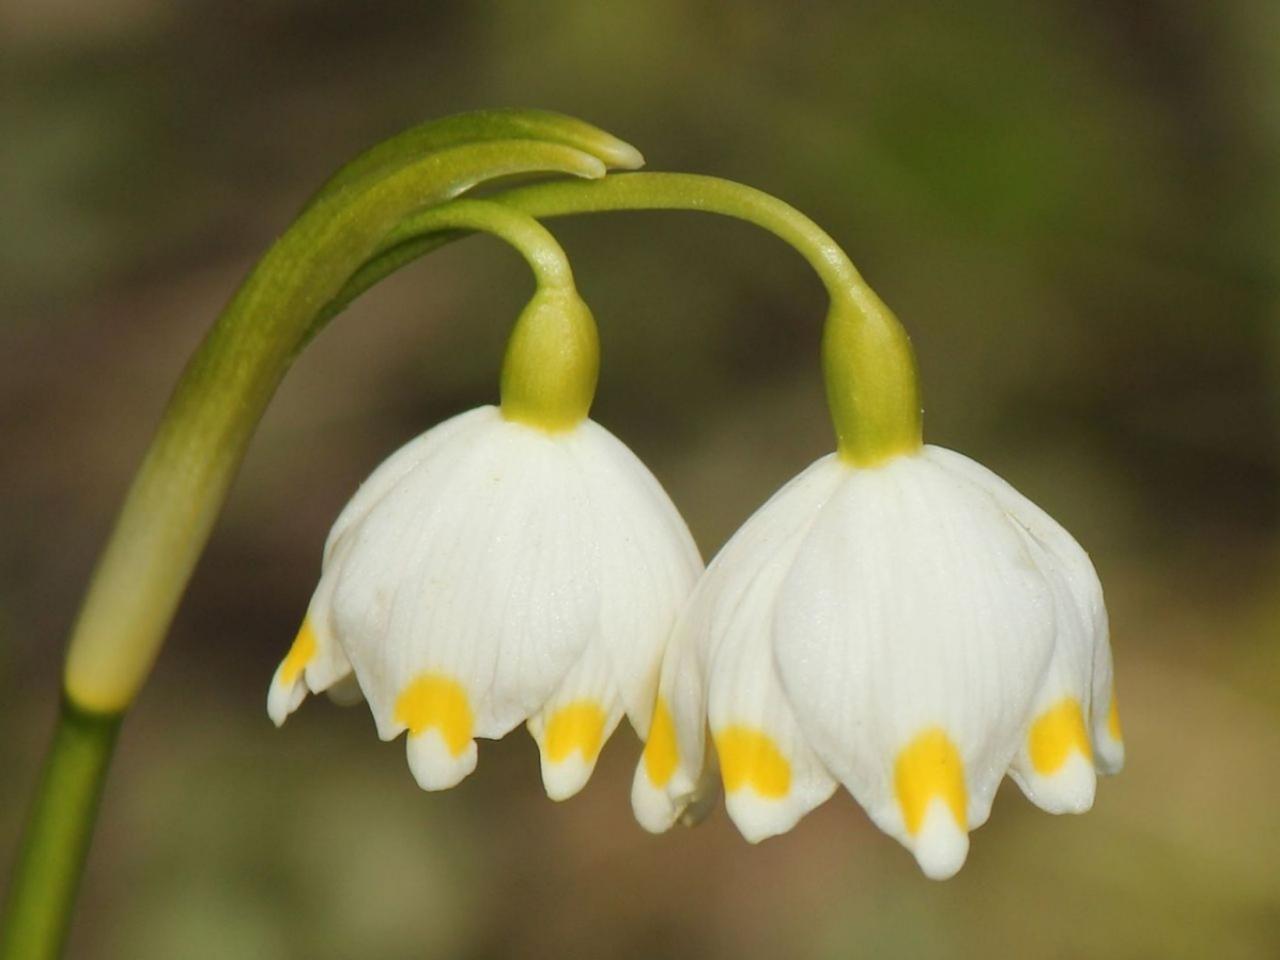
top-left (632, 456), bottom-right (845, 835)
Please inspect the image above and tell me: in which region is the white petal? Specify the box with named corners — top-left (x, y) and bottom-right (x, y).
top-left (1091, 647), bottom-right (1125, 775)
top-left (631, 455), bottom-right (845, 834)
top-left (566, 421), bottom-right (703, 734)
top-left (922, 446), bottom-right (1104, 624)
top-left (324, 674), bottom-right (365, 707)
top-left (406, 731), bottom-right (478, 791)
top-left (267, 409), bottom-right (490, 728)
top-left (704, 467), bottom-right (844, 841)
top-left (1086, 605), bottom-right (1124, 775)
top-left (329, 408), bottom-right (598, 750)
top-left (1004, 529), bottom-right (1097, 814)
top-left (914, 800), bottom-right (971, 881)
top-left (924, 447), bottom-right (1122, 774)
top-left (711, 647), bottom-right (840, 843)
top-left (266, 573), bottom-right (353, 726)
top-left (321, 406), bottom-right (493, 565)
top-left (520, 419), bottom-right (701, 801)
top-left (266, 668), bottom-right (307, 728)
top-left (527, 647), bottom-right (625, 801)
top-left (774, 453), bottom-right (1057, 874)
top-left (630, 612), bottom-right (710, 833)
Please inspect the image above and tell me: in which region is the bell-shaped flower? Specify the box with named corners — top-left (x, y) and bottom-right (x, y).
top-left (633, 443), bottom-right (1122, 878)
top-left (631, 264), bottom-right (1122, 879)
top-left (269, 282), bottom-right (703, 800)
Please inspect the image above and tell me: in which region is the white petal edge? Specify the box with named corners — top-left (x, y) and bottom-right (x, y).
top-left (632, 454), bottom-right (845, 834)
top-left (563, 420), bottom-right (703, 736)
top-left (328, 408), bottom-right (598, 747)
top-left (923, 446), bottom-right (1122, 774)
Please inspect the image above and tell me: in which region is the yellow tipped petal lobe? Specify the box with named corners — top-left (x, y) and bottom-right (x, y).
top-left (1107, 692), bottom-right (1123, 743)
top-left (279, 619), bottom-right (317, 686)
top-left (543, 700), bottom-right (607, 764)
top-left (895, 728), bottom-right (967, 836)
top-left (643, 699), bottom-right (680, 788)
top-left (1029, 698), bottom-right (1092, 775)
top-left (395, 674), bottom-right (474, 757)
top-left (715, 726), bottom-right (791, 799)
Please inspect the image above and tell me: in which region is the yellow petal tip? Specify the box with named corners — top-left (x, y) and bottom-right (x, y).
top-left (278, 618), bottom-right (318, 686)
top-left (714, 726), bottom-right (791, 799)
top-left (1029, 698), bottom-right (1092, 775)
top-left (895, 727), bottom-right (967, 836)
top-left (395, 673), bottom-right (474, 757)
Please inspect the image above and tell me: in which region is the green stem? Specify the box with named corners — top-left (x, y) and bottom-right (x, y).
top-left (407, 199), bottom-right (577, 290)
top-left (0, 703), bottom-right (120, 960)
top-left (328, 173), bottom-right (923, 464)
top-left (321, 173), bottom-right (859, 324)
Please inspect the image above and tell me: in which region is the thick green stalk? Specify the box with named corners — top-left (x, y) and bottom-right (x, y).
top-left (327, 173), bottom-right (923, 464)
top-left (0, 704), bottom-right (119, 960)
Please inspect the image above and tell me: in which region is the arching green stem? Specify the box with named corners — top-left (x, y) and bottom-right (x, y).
top-left (408, 199), bottom-right (578, 290)
top-left (328, 173), bottom-right (923, 464)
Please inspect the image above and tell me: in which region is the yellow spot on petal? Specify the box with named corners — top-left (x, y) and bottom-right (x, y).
top-left (394, 674), bottom-right (473, 757)
top-left (1029, 697), bottom-right (1093, 775)
top-left (279, 619), bottom-right (317, 686)
top-left (544, 701), bottom-right (607, 763)
top-left (715, 726), bottom-right (791, 799)
top-left (895, 728), bottom-right (967, 836)
top-left (1107, 692), bottom-right (1123, 743)
top-left (643, 699), bottom-right (679, 787)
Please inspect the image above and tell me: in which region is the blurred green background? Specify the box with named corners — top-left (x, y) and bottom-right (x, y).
top-left (3, 2), bottom-right (1278, 958)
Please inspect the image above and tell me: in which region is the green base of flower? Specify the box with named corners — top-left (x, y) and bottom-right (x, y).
top-left (0, 701), bottom-right (121, 960)
top-left (500, 287), bottom-right (599, 431)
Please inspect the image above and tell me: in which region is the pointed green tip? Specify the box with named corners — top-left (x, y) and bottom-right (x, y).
top-left (506, 108), bottom-right (644, 170)
top-left (602, 139), bottom-right (645, 171)
top-left (571, 153), bottom-right (609, 180)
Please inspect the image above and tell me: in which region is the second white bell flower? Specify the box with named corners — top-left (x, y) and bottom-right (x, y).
top-left (270, 405), bottom-right (703, 800)
top-left (633, 445), bottom-right (1122, 879)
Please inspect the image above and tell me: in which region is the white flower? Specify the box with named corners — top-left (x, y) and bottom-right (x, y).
top-left (269, 405), bottom-right (703, 800)
top-left (632, 445), bottom-right (1123, 879)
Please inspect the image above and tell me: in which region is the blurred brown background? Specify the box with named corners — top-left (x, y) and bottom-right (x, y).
top-left (3, 2), bottom-right (1279, 958)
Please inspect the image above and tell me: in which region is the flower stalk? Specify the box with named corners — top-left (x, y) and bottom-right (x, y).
top-left (0, 706), bottom-right (119, 960)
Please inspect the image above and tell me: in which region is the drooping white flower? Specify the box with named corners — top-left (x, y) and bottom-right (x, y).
top-left (269, 405), bottom-right (703, 800)
top-left (632, 445), bottom-right (1122, 879)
